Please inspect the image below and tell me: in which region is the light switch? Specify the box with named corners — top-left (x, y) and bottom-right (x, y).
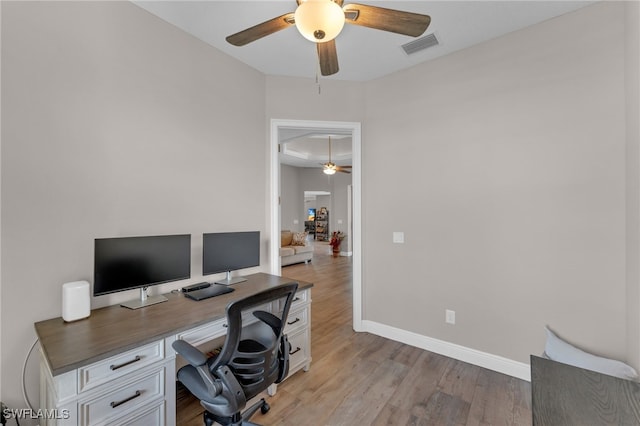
top-left (293, 219), bottom-right (299, 225)
top-left (393, 232), bottom-right (404, 243)
top-left (338, 219), bottom-right (343, 225)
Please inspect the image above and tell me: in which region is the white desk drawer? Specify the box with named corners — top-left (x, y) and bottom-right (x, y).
top-left (78, 341), bottom-right (164, 393)
top-left (176, 318), bottom-right (227, 348)
top-left (291, 289), bottom-right (309, 307)
top-left (275, 288), bottom-right (310, 315)
top-left (176, 304), bottom-right (274, 349)
top-left (287, 329), bottom-right (309, 373)
top-left (80, 367), bottom-right (164, 425)
top-left (118, 401), bottom-right (165, 426)
top-left (284, 306), bottom-right (308, 334)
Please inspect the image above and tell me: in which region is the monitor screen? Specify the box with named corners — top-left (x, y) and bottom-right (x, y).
top-left (94, 234), bottom-right (191, 296)
top-left (203, 231), bottom-right (260, 276)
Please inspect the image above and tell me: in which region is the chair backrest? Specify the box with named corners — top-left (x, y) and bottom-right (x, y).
top-left (210, 282), bottom-right (298, 401)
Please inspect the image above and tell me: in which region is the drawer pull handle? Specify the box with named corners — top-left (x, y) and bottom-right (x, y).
top-left (287, 318), bottom-right (301, 325)
top-left (289, 346), bottom-right (301, 355)
top-left (110, 390), bottom-right (141, 408)
top-left (293, 297), bottom-right (301, 302)
top-left (223, 323), bottom-right (228, 328)
top-left (110, 355), bottom-right (141, 371)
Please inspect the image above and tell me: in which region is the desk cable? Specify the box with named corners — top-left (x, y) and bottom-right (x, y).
top-left (21, 339), bottom-right (38, 411)
top-left (0, 339), bottom-right (35, 425)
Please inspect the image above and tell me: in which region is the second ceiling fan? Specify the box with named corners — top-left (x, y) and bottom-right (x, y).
top-left (226, 0), bottom-right (431, 76)
top-left (322, 137), bottom-right (351, 175)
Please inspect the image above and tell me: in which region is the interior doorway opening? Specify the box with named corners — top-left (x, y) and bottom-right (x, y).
top-left (269, 119), bottom-right (362, 331)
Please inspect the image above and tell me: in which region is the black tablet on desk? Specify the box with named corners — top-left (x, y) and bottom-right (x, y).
top-left (184, 284), bottom-right (234, 301)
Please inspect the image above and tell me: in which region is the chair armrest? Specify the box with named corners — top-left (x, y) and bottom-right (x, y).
top-left (173, 339), bottom-right (222, 397)
top-left (172, 339), bottom-right (208, 367)
top-left (254, 310), bottom-right (281, 335)
top-left (276, 334), bottom-right (290, 383)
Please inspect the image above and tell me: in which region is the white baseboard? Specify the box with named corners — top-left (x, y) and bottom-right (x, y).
top-left (339, 251), bottom-right (353, 257)
top-left (361, 320), bottom-right (531, 382)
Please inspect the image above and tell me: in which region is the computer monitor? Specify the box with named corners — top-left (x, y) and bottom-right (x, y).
top-left (94, 234), bottom-right (191, 309)
top-left (203, 231), bottom-right (260, 285)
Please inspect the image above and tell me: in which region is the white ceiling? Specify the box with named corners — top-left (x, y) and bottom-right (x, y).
top-left (134, 0), bottom-right (596, 82)
top-left (279, 128), bottom-right (353, 168)
top-left (133, 0), bottom-right (596, 167)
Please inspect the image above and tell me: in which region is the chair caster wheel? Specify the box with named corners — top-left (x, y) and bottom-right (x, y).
top-left (261, 402), bottom-right (270, 414)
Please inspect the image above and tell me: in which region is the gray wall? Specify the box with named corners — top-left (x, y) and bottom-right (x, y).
top-left (362, 1), bottom-right (630, 364)
top-left (1, 1), bottom-right (266, 410)
top-left (280, 164), bottom-right (303, 232)
top-left (626, 0), bottom-right (640, 369)
top-left (1, 0), bottom-right (638, 411)
top-left (265, 2), bottom-right (639, 370)
top-left (266, 75), bottom-right (365, 122)
top-left (280, 166), bottom-right (352, 239)
top-left (0, 0), bottom-right (3, 401)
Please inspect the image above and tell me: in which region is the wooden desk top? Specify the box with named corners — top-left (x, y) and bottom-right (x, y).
top-left (531, 355), bottom-right (640, 425)
top-left (35, 273), bottom-right (312, 376)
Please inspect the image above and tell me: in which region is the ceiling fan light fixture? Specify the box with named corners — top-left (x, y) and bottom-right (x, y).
top-left (323, 163), bottom-right (337, 175)
top-left (294, 0), bottom-right (345, 42)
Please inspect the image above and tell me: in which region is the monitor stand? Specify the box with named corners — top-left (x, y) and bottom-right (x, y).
top-left (215, 271), bottom-right (247, 286)
top-left (121, 287), bottom-right (168, 310)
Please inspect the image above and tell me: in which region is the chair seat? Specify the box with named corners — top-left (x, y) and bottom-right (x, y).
top-left (238, 339), bottom-right (267, 353)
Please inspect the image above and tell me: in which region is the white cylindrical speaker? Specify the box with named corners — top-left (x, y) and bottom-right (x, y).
top-left (62, 280), bottom-right (90, 322)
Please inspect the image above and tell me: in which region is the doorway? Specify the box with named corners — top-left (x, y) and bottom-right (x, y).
top-left (269, 119), bottom-right (362, 331)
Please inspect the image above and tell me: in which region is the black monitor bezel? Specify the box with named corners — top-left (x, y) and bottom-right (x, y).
top-left (202, 231), bottom-right (260, 276)
top-left (93, 234), bottom-right (191, 297)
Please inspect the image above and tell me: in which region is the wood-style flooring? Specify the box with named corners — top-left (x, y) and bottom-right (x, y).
top-left (177, 241), bottom-right (532, 425)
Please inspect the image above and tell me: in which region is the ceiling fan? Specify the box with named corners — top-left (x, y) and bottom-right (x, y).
top-left (226, 0), bottom-right (431, 76)
top-left (322, 137), bottom-right (351, 175)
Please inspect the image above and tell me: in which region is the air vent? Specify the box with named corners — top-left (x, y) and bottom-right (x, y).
top-left (402, 33), bottom-right (439, 55)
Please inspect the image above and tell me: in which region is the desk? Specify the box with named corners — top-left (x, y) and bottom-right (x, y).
top-left (35, 273), bottom-right (313, 426)
top-left (531, 355), bottom-right (640, 425)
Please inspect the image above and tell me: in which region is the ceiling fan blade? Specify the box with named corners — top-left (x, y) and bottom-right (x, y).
top-left (336, 167), bottom-right (351, 174)
top-left (343, 3), bottom-right (430, 37)
top-left (317, 39), bottom-right (339, 76)
top-left (226, 13), bottom-right (295, 46)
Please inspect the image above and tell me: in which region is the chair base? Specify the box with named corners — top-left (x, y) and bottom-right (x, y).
top-left (203, 398), bottom-right (269, 426)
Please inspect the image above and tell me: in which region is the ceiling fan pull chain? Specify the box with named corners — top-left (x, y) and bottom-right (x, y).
top-left (315, 70), bottom-right (322, 95)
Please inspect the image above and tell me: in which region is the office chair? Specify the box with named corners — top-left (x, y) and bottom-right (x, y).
top-left (172, 282), bottom-right (298, 426)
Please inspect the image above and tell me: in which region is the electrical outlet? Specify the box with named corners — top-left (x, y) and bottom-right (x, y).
top-left (445, 309), bottom-right (456, 325)
top-left (393, 232), bottom-right (404, 243)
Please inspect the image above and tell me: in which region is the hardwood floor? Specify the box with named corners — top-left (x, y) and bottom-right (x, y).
top-left (177, 241), bottom-right (532, 425)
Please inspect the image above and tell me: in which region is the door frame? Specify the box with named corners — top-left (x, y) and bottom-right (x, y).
top-left (269, 119), bottom-right (362, 332)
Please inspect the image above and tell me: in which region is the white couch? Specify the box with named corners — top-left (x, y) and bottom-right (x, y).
top-left (280, 230), bottom-right (313, 266)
